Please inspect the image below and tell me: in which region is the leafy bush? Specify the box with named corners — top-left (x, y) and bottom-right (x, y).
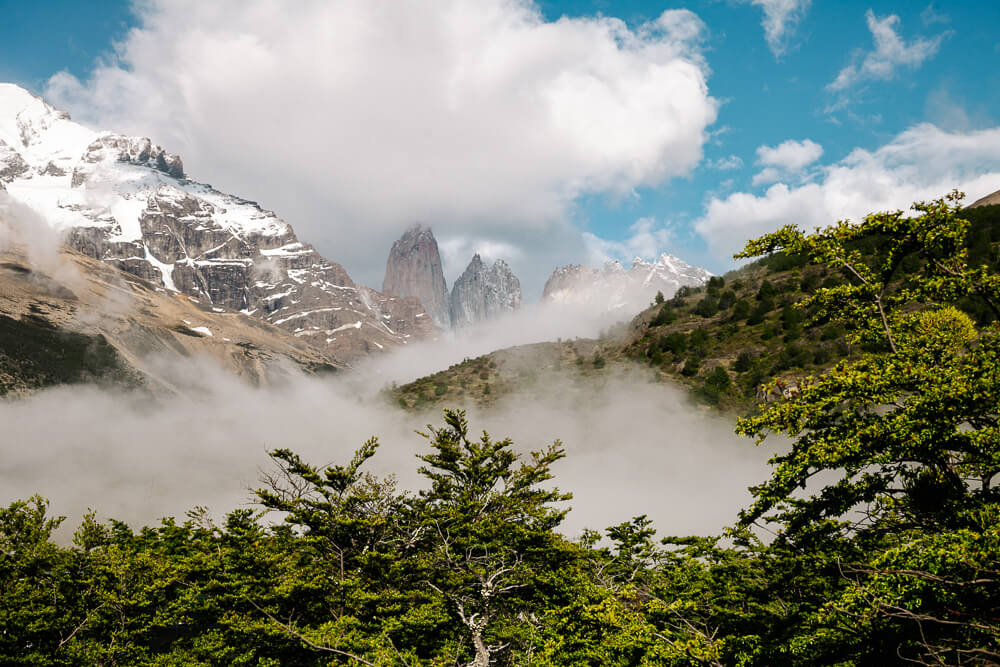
top-left (732, 350), bottom-right (756, 373)
top-left (681, 356), bottom-right (700, 377)
top-left (659, 332), bottom-right (687, 356)
top-left (693, 295), bottom-right (719, 318)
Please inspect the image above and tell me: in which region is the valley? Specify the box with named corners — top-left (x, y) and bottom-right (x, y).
top-left (2, 34), bottom-right (999, 661)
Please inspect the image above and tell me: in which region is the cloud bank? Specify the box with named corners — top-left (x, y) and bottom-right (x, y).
top-left (0, 356), bottom-right (769, 543)
top-left (45, 0), bottom-right (718, 289)
top-left (696, 123), bottom-right (1000, 262)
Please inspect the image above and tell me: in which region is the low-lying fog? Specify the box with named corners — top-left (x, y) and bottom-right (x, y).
top-left (0, 199), bottom-right (776, 541)
top-left (1, 355), bottom-right (774, 541)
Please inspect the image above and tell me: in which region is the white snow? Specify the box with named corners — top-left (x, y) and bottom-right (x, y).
top-left (271, 307), bottom-right (343, 326)
top-left (260, 242), bottom-right (309, 257)
top-left (191, 326), bottom-right (213, 336)
top-left (144, 246), bottom-right (177, 291)
top-left (328, 320), bottom-right (362, 334)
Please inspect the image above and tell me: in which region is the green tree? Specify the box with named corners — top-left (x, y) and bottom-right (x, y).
top-left (414, 410), bottom-right (573, 666)
top-left (734, 192), bottom-right (1000, 662)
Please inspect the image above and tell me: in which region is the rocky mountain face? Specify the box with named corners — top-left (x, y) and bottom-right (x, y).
top-left (0, 83), bottom-right (436, 363)
top-left (0, 245), bottom-right (342, 397)
top-left (542, 254), bottom-right (711, 313)
top-left (382, 224), bottom-right (450, 328)
top-left (450, 254), bottom-right (522, 328)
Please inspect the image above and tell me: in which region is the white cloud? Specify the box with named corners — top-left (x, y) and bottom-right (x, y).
top-left (583, 217), bottom-right (675, 265)
top-left (751, 167), bottom-right (784, 186)
top-left (695, 123), bottom-right (1000, 261)
top-left (757, 138), bottom-right (824, 170)
top-left (746, 0), bottom-right (812, 57)
top-left (752, 138), bottom-right (822, 185)
top-left (708, 154), bottom-right (744, 170)
top-left (920, 4), bottom-right (949, 26)
top-left (44, 0), bottom-right (718, 291)
top-left (828, 10), bottom-right (947, 92)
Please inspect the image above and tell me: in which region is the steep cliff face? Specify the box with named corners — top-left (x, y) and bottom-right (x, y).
top-left (542, 253), bottom-right (711, 313)
top-left (449, 254), bottom-right (522, 327)
top-left (382, 224), bottom-right (451, 328)
top-left (0, 83), bottom-right (437, 363)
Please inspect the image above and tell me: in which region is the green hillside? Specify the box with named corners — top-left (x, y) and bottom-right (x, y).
top-left (393, 202), bottom-right (1000, 413)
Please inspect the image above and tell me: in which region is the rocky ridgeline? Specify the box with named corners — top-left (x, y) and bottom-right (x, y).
top-left (543, 254), bottom-right (712, 313)
top-left (449, 254), bottom-right (522, 328)
top-left (383, 226), bottom-right (522, 328)
top-left (0, 83), bottom-right (436, 363)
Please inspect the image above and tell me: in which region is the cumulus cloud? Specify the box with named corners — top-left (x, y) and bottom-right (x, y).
top-left (752, 138), bottom-right (823, 185)
top-left (582, 217), bottom-right (675, 265)
top-left (828, 9), bottom-right (947, 92)
top-left (45, 0), bottom-right (718, 291)
top-left (695, 123), bottom-right (1000, 261)
top-left (745, 0), bottom-right (812, 57)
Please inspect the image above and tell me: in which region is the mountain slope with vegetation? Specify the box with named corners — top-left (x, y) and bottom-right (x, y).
top-left (393, 199), bottom-right (1000, 413)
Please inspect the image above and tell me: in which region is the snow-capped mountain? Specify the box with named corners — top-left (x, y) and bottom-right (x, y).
top-left (0, 84), bottom-right (436, 362)
top-left (542, 253), bottom-right (711, 313)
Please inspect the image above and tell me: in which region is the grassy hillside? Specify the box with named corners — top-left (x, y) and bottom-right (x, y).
top-left (390, 337), bottom-right (620, 411)
top-left (393, 202), bottom-right (1000, 413)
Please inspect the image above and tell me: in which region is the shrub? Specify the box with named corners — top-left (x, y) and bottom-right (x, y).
top-left (718, 289), bottom-right (737, 310)
top-left (694, 295), bottom-right (719, 318)
top-left (660, 332), bottom-right (687, 356)
top-left (681, 356), bottom-right (701, 377)
top-left (733, 350), bottom-right (756, 373)
top-left (650, 305), bottom-right (676, 327)
top-left (757, 280), bottom-right (777, 301)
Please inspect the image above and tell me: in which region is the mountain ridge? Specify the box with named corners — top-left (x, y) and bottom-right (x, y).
top-left (0, 83), bottom-right (436, 363)
top-left (542, 252), bottom-right (711, 313)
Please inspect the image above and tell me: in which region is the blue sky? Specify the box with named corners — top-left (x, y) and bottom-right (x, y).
top-left (3, 0), bottom-right (1000, 291)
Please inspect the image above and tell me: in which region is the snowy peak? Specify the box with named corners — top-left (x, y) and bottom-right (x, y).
top-left (0, 83), bottom-right (437, 362)
top-left (542, 253), bottom-right (711, 313)
top-left (0, 84), bottom-right (96, 172)
top-left (72, 133), bottom-right (184, 185)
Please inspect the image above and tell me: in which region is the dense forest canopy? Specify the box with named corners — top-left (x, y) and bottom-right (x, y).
top-left (2, 193), bottom-right (998, 665)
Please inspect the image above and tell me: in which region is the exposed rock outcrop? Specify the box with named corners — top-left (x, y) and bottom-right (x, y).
top-left (0, 83), bottom-right (437, 363)
top-left (0, 247), bottom-right (343, 397)
top-left (450, 254), bottom-right (522, 327)
top-left (542, 254), bottom-right (711, 314)
top-left (970, 189), bottom-right (1000, 208)
top-left (0, 140), bottom-right (29, 183)
top-left (71, 134), bottom-right (184, 186)
top-left (383, 224), bottom-right (451, 328)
